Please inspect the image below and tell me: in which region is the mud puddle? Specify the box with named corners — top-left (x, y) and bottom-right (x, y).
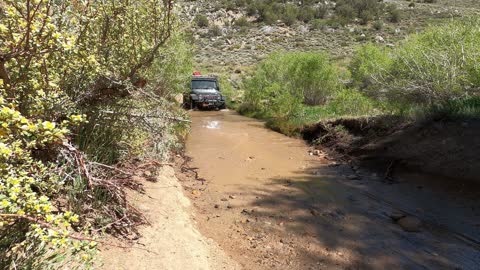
top-left (180, 110), bottom-right (480, 270)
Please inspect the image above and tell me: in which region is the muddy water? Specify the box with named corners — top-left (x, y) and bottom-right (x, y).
top-left (186, 110), bottom-right (321, 186)
top-left (185, 110), bottom-right (480, 270)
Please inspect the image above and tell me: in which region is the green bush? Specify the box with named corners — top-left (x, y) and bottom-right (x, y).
top-left (386, 4), bottom-right (402, 23)
top-left (316, 4), bottom-right (328, 19)
top-left (194, 14), bottom-right (209, 28)
top-left (297, 6), bottom-right (316, 23)
top-left (349, 43), bottom-right (392, 88)
top-left (241, 51), bottom-right (342, 120)
top-left (235, 16), bottom-right (251, 28)
top-left (322, 88), bottom-right (379, 117)
top-left (282, 4), bottom-right (299, 26)
top-left (335, 0), bottom-right (384, 24)
top-left (350, 18), bottom-right (480, 112)
top-left (209, 25), bottom-right (223, 37)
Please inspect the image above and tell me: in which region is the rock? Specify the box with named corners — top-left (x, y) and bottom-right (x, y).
top-left (220, 198), bottom-right (228, 202)
top-left (229, 195), bottom-right (236, 199)
top-left (298, 25), bottom-right (309, 33)
top-left (397, 216), bottom-right (422, 232)
top-left (375, 35), bottom-right (385, 43)
top-left (214, 204), bottom-right (220, 209)
top-left (389, 211), bottom-right (406, 221)
top-left (347, 174), bottom-right (359, 180)
top-left (260, 26), bottom-right (274, 34)
top-left (313, 149), bottom-right (321, 156)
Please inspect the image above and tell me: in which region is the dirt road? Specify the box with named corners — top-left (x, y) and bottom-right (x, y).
top-left (181, 110), bottom-right (480, 270)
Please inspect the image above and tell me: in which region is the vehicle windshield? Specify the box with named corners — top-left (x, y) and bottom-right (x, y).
top-left (192, 80), bottom-right (217, 90)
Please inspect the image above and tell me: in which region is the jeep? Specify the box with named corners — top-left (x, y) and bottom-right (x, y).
top-left (184, 74), bottom-right (226, 110)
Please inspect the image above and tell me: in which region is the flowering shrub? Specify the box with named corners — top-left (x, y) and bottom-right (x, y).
top-left (0, 90), bottom-right (94, 267)
top-left (0, 0), bottom-right (184, 268)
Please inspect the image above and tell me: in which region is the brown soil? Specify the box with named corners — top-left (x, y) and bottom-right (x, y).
top-left (302, 116), bottom-right (480, 183)
top-left (99, 166), bottom-right (239, 270)
top-left (176, 110), bottom-right (480, 270)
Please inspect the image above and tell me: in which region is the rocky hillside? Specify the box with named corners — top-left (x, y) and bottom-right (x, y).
top-left (179, 0), bottom-right (480, 73)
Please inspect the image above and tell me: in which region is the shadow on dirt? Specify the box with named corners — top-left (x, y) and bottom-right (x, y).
top-left (238, 164), bottom-right (480, 270)
top-left (302, 116), bottom-right (480, 183)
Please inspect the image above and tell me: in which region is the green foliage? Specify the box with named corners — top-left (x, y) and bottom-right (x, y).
top-left (0, 0), bottom-right (189, 268)
top-left (321, 88), bottom-right (379, 117)
top-left (194, 14), bottom-right (210, 28)
top-left (335, 0), bottom-right (384, 25)
top-left (349, 43), bottom-right (392, 88)
top-left (235, 17), bottom-right (251, 28)
top-left (386, 4), bottom-right (402, 23)
top-left (209, 25), bottom-right (223, 37)
top-left (282, 4), bottom-right (299, 26)
top-left (241, 51), bottom-right (342, 122)
top-left (350, 17), bottom-right (480, 113)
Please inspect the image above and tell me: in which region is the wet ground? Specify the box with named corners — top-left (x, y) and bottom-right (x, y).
top-left (180, 110), bottom-right (480, 270)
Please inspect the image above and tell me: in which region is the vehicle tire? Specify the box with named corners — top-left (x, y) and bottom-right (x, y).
top-left (219, 103), bottom-right (226, 110)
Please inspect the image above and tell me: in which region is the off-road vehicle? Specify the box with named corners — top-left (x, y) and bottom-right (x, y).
top-left (184, 73), bottom-right (226, 110)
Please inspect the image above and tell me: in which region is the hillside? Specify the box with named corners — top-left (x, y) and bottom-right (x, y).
top-left (181, 0), bottom-right (480, 73)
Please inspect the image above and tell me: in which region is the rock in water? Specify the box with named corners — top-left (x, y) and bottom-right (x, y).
top-left (397, 216), bottom-right (422, 232)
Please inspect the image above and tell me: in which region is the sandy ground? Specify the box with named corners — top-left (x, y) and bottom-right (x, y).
top-left (178, 110), bottom-right (480, 270)
top-left (99, 166), bottom-right (239, 270)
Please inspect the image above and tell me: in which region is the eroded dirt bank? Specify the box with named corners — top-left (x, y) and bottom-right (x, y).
top-left (179, 110), bottom-right (480, 270)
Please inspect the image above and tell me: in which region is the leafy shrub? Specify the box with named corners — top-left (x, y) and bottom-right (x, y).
top-left (349, 43), bottom-right (392, 88)
top-left (282, 4), bottom-right (299, 26)
top-left (235, 17), bottom-right (251, 28)
top-left (335, 0), bottom-right (384, 24)
top-left (297, 6), bottom-right (316, 23)
top-left (241, 52), bottom-right (342, 120)
top-left (0, 0), bottom-right (189, 267)
top-left (311, 19), bottom-right (327, 30)
top-left (322, 88), bottom-right (379, 116)
top-left (350, 18), bottom-right (480, 112)
top-left (194, 14), bottom-right (209, 28)
top-left (373, 20), bottom-right (384, 30)
top-left (209, 25), bottom-right (223, 37)
top-left (316, 4), bottom-right (328, 19)
top-left (386, 4), bottom-right (402, 23)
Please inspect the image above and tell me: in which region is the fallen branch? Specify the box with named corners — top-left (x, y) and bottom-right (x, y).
top-left (0, 214), bottom-right (158, 255)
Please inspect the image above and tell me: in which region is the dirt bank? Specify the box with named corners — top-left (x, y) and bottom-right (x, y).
top-left (100, 166), bottom-right (239, 270)
top-left (302, 117), bottom-right (480, 183)
top-left (179, 110), bottom-right (480, 270)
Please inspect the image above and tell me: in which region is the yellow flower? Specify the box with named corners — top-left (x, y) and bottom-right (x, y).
top-left (42, 121), bottom-right (55, 130)
top-left (1, 199), bottom-right (10, 208)
top-left (0, 143), bottom-right (12, 157)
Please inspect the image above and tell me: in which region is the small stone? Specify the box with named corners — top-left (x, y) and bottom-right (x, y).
top-left (313, 149), bottom-right (321, 156)
top-left (229, 195), bottom-right (236, 199)
top-left (389, 211), bottom-right (406, 221)
top-left (214, 204), bottom-right (220, 209)
top-left (347, 175), bottom-right (359, 180)
top-left (397, 216), bottom-right (422, 232)
top-left (221, 198), bottom-right (228, 202)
